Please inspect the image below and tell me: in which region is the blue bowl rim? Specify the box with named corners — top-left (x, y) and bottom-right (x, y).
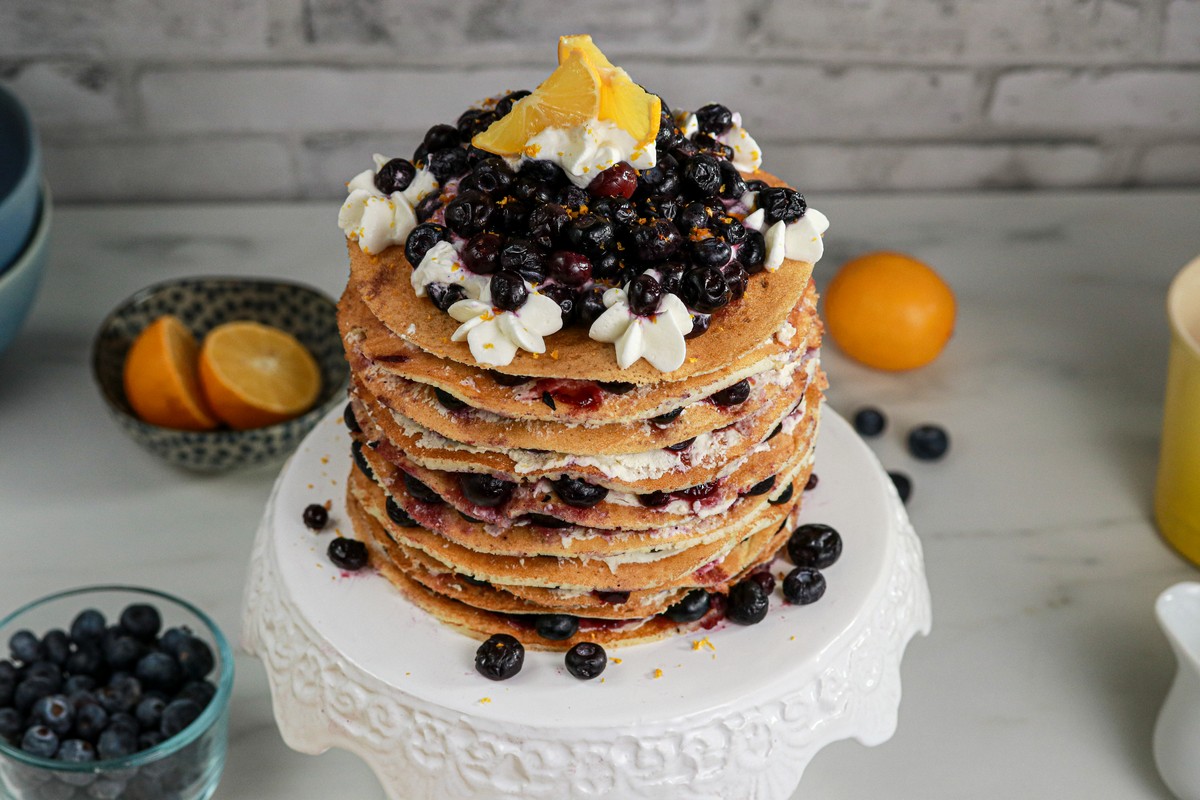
top-left (0, 181), bottom-right (51, 293)
top-left (0, 82), bottom-right (42, 222)
top-left (89, 274), bottom-right (346, 436)
top-left (0, 584), bottom-right (235, 773)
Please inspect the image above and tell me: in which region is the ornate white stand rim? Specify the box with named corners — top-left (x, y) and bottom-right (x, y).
top-left (241, 406), bottom-right (932, 800)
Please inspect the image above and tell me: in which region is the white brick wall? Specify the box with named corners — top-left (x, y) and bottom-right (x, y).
top-left (1, 0), bottom-right (1197, 202)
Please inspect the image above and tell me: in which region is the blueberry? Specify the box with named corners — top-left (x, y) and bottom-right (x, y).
top-left (327, 537), bottom-right (369, 571)
top-left (435, 387), bottom-right (469, 412)
top-left (787, 523), bottom-right (843, 569)
top-left (853, 407), bottom-right (886, 437)
top-left (533, 614), bottom-right (578, 641)
top-left (302, 503), bottom-right (328, 531)
top-left (757, 187), bottom-right (806, 225)
top-left (682, 154), bottom-right (723, 197)
top-left (64, 675), bottom-right (96, 696)
top-left (681, 266), bottom-right (731, 313)
top-left (651, 406), bottom-right (683, 425)
top-left (746, 475), bottom-right (776, 496)
top-left (686, 312), bottom-right (711, 338)
top-left (538, 284), bottom-right (576, 324)
top-left (718, 161), bottom-right (747, 199)
top-left (475, 634), bottom-right (524, 681)
top-left (691, 236), bottom-right (732, 269)
top-left (97, 725), bottom-right (136, 759)
top-left (552, 476), bottom-right (609, 508)
top-left (889, 471), bottom-right (912, 503)
top-left (460, 473), bottom-right (515, 507)
top-left (489, 270), bottom-right (529, 313)
top-left (527, 202), bottom-right (571, 249)
top-left (351, 440), bottom-right (374, 480)
top-left (382, 495), bottom-right (419, 530)
top-left (512, 175), bottom-right (555, 204)
top-left (403, 473), bottom-right (442, 504)
top-left (0, 660), bottom-right (13, 682)
top-left (427, 146), bottom-right (470, 183)
top-left (783, 567), bottom-right (827, 605)
top-left (21, 724), bottom-right (59, 758)
top-left (665, 436), bottom-right (695, 452)
top-left (343, 402), bottom-right (361, 434)
top-left (722, 263), bottom-right (748, 300)
top-left (737, 230), bottom-right (766, 273)
top-left (495, 90), bottom-right (531, 116)
top-left (711, 212), bottom-right (747, 245)
top-left (0, 707), bottom-right (21, 741)
top-left (98, 674), bottom-right (141, 714)
top-left (425, 282), bottom-right (468, 312)
top-left (461, 231), bottom-right (503, 274)
top-left (25, 660), bottom-right (62, 688)
top-left (32, 694), bottom-right (74, 736)
top-left (638, 491), bottom-right (672, 508)
top-left (414, 191), bottom-right (442, 222)
top-left (499, 239), bottom-right (546, 283)
top-left (119, 605), bottom-right (161, 643)
top-left (769, 483), bottom-right (795, 507)
top-left (805, 472), bottom-right (819, 491)
top-left (444, 190), bottom-right (494, 238)
top-left (14, 677), bottom-right (58, 715)
top-left (576, 287), bottom-right (608, 325)
top-left (458, 108), bottom-right (496, 139)
top-left (566, 214), bottom-right (615, 256)
top-left (135, 653), bottom-right (181, 694)
top-left (590, 197), bottom-right (638, 226)
top-left (709, 379), bottom-right (750, 407)
top-left (548, 250), bottom-right (592, 286)
top-left (137, 731), bottom-right (165, 751)
top-left (665, 589), bottom-right (710, 623)
top-left (750, 569), bottom-right (776, 594)
top-left (559, 184), bottom-right (590, 208)
top-left (908, 424), bottom-right (950, 460)
top-left (57, 738), bottom-right (96, 764)
top-left (374, 158), bottom-right (415, 194)
top-left (404, 222), bottom-right (450, 267)
top-left (40, 630), bottom-right (70, 667)
top-left (158, 627), bottom-right (191, 658)
top-left (695, 103), bottom-right (734, 135)
top-left (593, 590), bottom-right (630, 605)
top-left (74, 703), bottom-right (108, 741)
top-left (10, 629), bottom-right (40, 663)
top-left (423, 123), bottom-right (460, 152)
top-left (494, 195), bottom-right (530, 234)
top-left (471, 157), bottom-right (515, 195)
top-left (599, 381), bottom-right (635, 394)
top-left (727, 580), bottom-right (769, 625)
top-left (629, 218), bottom-right (683, 262)
top-left (692, 132), bottom-right (733, 160)
top-left (745, 179), bottom-right (769, 192)
top-left (176, 680), bottom-right (216, 710)
top-left (135, 695), bottom-right (166, 732)
top-left (106, 711), bottom-right (138, 734)
top-left (564, 642), bottom-right (607, 680)
top-left (628, 274), bottom-right (664, 316)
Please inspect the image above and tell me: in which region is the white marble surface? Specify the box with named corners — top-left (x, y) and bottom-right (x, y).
top-left (1, 191), bottom-right (1199, 798)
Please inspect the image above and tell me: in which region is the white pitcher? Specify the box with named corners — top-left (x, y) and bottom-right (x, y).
top-left (1155, 582), bottom-right (1200, 800)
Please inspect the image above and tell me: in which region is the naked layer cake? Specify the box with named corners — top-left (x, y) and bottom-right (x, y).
top-left (335, 36), bottom-right (830, 650)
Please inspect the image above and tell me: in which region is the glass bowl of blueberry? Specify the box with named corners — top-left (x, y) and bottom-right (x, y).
top-left (0, 586), bottom-right (234, 800)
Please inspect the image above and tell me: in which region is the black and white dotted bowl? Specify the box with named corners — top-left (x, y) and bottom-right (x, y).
top-left (91, 276), bottom-right (348, 472)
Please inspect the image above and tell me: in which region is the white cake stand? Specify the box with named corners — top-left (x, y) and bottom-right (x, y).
top-left (241, 405), bottom-right (931, 800)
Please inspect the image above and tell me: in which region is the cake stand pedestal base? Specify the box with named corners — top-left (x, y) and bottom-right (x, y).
top-left (241, 406), bottom-right (931, 800)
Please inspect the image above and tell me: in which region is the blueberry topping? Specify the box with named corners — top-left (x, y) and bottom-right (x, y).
top-left (745, 179), bottom-right (769, 192)
top-left (676, 201), bottom-right (711, 235)
top-left (682, 266), bottom-right (730, 313)
top-left (588, 162), bottom-right (638, 198)
top-left (471, 157), bottom-right (515, 195)
top-left (460, 473), bottom-right (516, 507)
top-left (651, 406), bottom-right (683, 425)
top-left (757, 187), bottom-right (806, 225)
top-left (490, 270), bottom-right (529, 312)
top-left (665, 437), bottom-right (695, 452)
top-left (327, 537), bottom-right (369, 571)
top-left (746, 475), bottom-right (776, 496)
top-left (159, 698), bottom-right (202, 738)
top-left (403, 473), bottom-right (443, 505)
top-left (665, 589), bottom-right (711, 623)
top-left (709, 379), bottom-right (750, 407)
top-left (539, 284), bottom-right (576, 324)
top-left (9, 630), bottom-right (39, 664)
top-left (552, 476), bottom-right (609, 508)
top-left (686, 312), bottom-right (711, 338)
top-left (766, 422), bottom-right (782, 441)
top-left (591, 196), bottom-right (638, 226)
top-left (692, 132), bottom-right (734, 160)
top-left (695, 103), bottom-right (734, 135)
top-left (675, 480), bottom-right (719, 500)
top-left (120, 604), bottom-right (161, 643)
top-left (513, 175), bottom-right (556, 204)
top-left (423, 123), bottom-right (460, 152)
top-left (557, 183), bottom-right (589, 208)
top-left (351, 440), bottom-right (373, 480)
top-left (889, 471), bottom-right (912, 503)
top-left (721, 262), bottom-right (749, 301)
top-left (628, 274), bottom-right (664, 316)
top-left (457, 108), bottom-right (497, 139)
top-left (548, 250), bottom-right (593, 286)
top-left (404, 222), bottom-right (450, 267)
top-left (682, 154), bottom-right (722, 197)
top-left (374, 158), bottom-right (415, 194)
top-left (577, 287), bottom-right (608, 325)
top-left (564, 642), bottom-right (607, 680)
top-left (718, 161), bottom-right (747, 199)
top-left (21, 724), bottom-right (59, 758)
top-left (458, 232), bottom-right (502, 275)
top-left (414, 191), bottom-right (442, 222)
top-left (540, 391), bottom-right (556, 410)
top-left (444, 190), bottom-right (495, 238)
top-left (69, 610), bottom-right (106, 645)
top-left (385, 495), bottom-right (419, 527)
top-left (496, 90), bottom-right (532, 116)
top-left (853, 407), bottom-right (887, 437)
top-left (599, 381), bottom-right (635, 394)
top-left (426, 145), bottom-right (470, 183)
top-left (691, 236), bottom-right (732, 269)
top-left (475, 633), bottom-right (524, 681)
top-left (302, 503), bottom-right (328, 531)
top-left (435, 388), bottom-right (469, 412)
top-left (768, 482), bottom-right (795, 506)
top-left (787, 524), bottom-right (843, 569)
top-left (534, 615), bottom-right (579, 641)
top-left (566, 214), bottom-right (615, 256)
top-left (749, 570), bottom-right (776, 594)
top-left (737, 230), bottom-right (767, 273)
top-left (908, 424), bottom-right (950, 460)
top-left (499, 239), bottom-right (546, 283)
top-left (426, 282), bottom-right (468, 312)
top-left (727, 580), bottom-right (769, 625)
top-left (630, 218), bottom-right (683, 262)
top-left (783, 567), bottom-right (827, 605)
top-left (594, 590), bottom-right (631, 605)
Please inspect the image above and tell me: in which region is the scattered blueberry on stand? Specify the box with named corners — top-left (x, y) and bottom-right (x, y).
top-left (787, 524), bottom-right (843, 570)
top-left (327, 537), bottom-right (369, 571)
top-left (726, 580), bottom-right (770, 625)
top-left (564, 643), bottom-right (607, 680)
top-left (302, 503), bottom-right (329, 531)
top-left (0, 605), bottom-right (219, 799)
top-left (783, 568), bottom-right (827, 606)
top-left (475, 634), bottom-right (525, 681)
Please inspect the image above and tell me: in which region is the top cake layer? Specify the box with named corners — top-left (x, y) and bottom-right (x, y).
top-left (337, 36), bottom-right (828, 383)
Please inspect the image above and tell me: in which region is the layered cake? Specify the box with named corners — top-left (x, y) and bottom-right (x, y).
top-left (335, 36), bottom-right (830, 650)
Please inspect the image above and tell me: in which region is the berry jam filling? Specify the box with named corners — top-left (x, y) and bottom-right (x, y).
top-left (519, 513), bottom-right (572, 529)
top-left (534, 379), bottom-right (603, 410)
top-left (593, 590), bottom-right (631, 605)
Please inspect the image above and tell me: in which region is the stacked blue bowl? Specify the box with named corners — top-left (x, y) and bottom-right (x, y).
top-left (0, 81), bottom-right (49, 356)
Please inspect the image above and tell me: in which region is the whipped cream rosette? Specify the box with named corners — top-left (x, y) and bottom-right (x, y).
top-left (334, 35), bottom-right (830, 650)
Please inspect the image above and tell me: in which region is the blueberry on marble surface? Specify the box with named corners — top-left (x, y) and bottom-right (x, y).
top-left (908, 424), bottom-right (950, 461)
top-left (853, 407), bottom-right (887, 437)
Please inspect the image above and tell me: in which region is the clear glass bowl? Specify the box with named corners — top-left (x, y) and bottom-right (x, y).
top-left (0, 586), bottom-right (234, 800)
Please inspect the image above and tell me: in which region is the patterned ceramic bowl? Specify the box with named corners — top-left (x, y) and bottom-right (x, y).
top-left (91, 277), bottom-right (347, 472)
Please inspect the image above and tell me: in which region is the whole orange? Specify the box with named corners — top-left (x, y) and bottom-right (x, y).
top-left (823, 251), bottom-right (956, 371)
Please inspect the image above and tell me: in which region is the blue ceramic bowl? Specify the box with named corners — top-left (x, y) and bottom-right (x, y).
top-left (0, 187), bottom-right (50, 356)
top-left (0, 82), bottom-right (41, 274)
top-left (91, 276), bottom-right (348, 472)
